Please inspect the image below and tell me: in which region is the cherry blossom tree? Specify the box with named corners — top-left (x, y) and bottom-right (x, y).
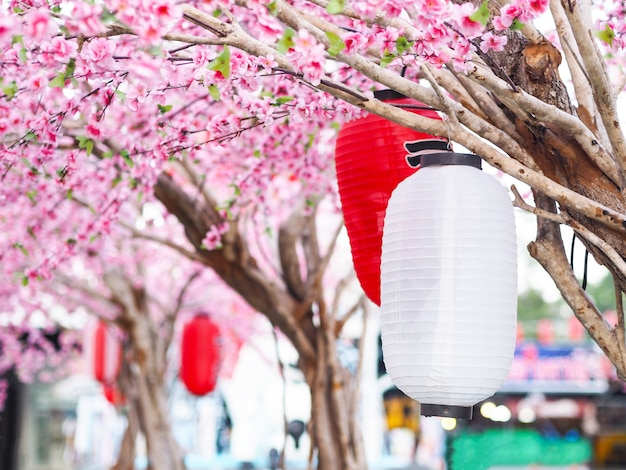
top-left (2, 0), bottom-right (626, 468)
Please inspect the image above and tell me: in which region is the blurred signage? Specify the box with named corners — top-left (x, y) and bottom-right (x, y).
top-left (501, 342), bottom-right (616, 394)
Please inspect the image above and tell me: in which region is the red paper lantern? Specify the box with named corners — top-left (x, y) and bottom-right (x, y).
top-left (103, 383), bottom-right (126, 407)
top-left (85, 320), bottom-right (122, 384)
top-left (516, 322), bottom-right (525, 344)
top-left (180, 313), bottom-right (221, 396)
top-left (537, 318), bottom-right (555, 345)
top-left (335, 90), bottom-right (447, 305)
top-left (568, 316), bottom-right (585, 342)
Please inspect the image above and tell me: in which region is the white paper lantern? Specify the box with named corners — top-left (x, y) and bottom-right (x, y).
top-left (380, 153), bottom-right (517, 419)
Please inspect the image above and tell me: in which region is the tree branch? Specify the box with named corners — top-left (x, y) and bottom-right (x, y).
top-left (560, 0), bottom-right (626, 173)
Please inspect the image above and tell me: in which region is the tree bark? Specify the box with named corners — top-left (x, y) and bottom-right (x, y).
top-left (104, 271), bottom-right (185, 470)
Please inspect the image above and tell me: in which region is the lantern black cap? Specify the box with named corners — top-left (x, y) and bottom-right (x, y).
top-left (420, 403), bottom-right (473, 420)
top-left (374, 89), bottom-right (407, 101)
top-left (420, 152), bottom-right (482, 170)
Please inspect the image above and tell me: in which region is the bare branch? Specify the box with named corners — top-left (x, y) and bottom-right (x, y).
top-left (528, 192), bottom-right (626, 377)
top-left (560, 0), bottom-right (626, 181)
top-left (466, 61), bottom-right (621, 185)
top-left (614, 280), bottom-right (626, 364)
top-left (120, 221), bottom-right (206, 263)
top-left (278, 208), bottom-right (308, 301)
top-left (549, 0), bottom-right (608, 142)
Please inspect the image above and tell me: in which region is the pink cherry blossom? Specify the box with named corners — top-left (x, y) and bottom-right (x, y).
top-left (0, 16), bottom-right (17, 41)
top-left (23, 9), bottom-right (56, 42)
top-left (499, 3), bottom-right (524, 28)
top-left (451, 2), bottom-right (484, 38)
top-left (480, 31), bottom-right (508, 53)
top-left (39, 37), bottom-right (78, 66)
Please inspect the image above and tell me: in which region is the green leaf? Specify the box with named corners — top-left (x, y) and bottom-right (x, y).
top-left (229, 183), bottom-right (242, 196)
top-left (305, 132), bottom-right (315, 150)
top-left (380, 50), bottom-right (396, 68)
top-left (469, 0), bottom-right (490, 26)
top-left (274, 96), bottom-right (294, 105)
top-left (2, 80), bottom-right (18, 100)
top-left (66, 58), bottom-right (76, 79)
top-left (100, 9), bottom-right (118, 24)
top-left (50, 59), bottom-right (76, 89)
top-left (77, 136), bottom-right (94, 156)
top-left (208, 84), bottom-right (220, 101)
top-left (208, 46), bottom-right (231, 79)
top-left (277, 28), bottom-right (295, 54)
top-left (56, 166), bottom-right (68, 180)
top-left (326, 31), bottom-right (346, 56)
top-left (596, 24), bottom-right (615, 46)
top-left (266, 1), bottom-right (277, 15)
top-left (510, 19), bottom-right (524, 31)
top-left (120, 150), bottom-right (134, 168)
top-left (396, 36), bottom-right (413, 54)
top-left (326, 0), bottom-right (344, 14)
top-left (49, 72), bottom-right (66, 88)
top-left (26, 190), bottom-right (37, 204)
top-left (157, 104), bottom-right (173, 113)
top-left (22, 276), bottom-right (29, 286)
top-left (13, 243), bottom-right (28, 256)
top-left (11, 35), bottom-right (23, 46)
top-left (18, 47), bottom-right (27, 63)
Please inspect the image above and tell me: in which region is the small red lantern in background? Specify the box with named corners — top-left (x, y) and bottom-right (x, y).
top-left (516, 322), bottom-right (525, 344)
top-left (180, 313), bottom-right (221, 396)
top-left (103, 383), bottom-right (126, 407)
top-left (335, 90), bottom-right (447, 305)
top-left (537, 318), bottom-right (555, 345)
top-left (568, 316), bottom-right (585, 342)
top-left (85, 319), bottom-right (122, 385)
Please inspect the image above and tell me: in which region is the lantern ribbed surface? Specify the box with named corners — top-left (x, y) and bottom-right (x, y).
top-left (335, 94), bottom-right (446, 306)
top-left (380, 161), bottom-right (517, 415)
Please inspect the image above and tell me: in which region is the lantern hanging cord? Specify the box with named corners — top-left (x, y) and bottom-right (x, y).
top-left (570, 234), bottom-right (589, 290)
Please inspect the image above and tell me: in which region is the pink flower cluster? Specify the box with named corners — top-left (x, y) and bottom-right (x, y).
top-left (494, 0), bottom-right (549, 30)
top-left (202, 221), bottom-right (230, 250)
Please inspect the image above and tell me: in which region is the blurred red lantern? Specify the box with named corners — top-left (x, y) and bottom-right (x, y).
top-left (537, 318), bottom-right (555, 345)
top-left (335, 90), bottom-right (447, 305)
top-left (516, 322), bottom-right (525, 344)
top-left (103, 383), bottom-right (126, 407)
top-left (85, 320), bottom-right (122, 385)
top-left (180, 313), bottom-right (221, 396)
top-left (568, 316), bottom-right (585, 342)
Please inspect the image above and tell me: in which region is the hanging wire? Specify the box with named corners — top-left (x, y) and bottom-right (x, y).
top-left (570, 233), bottom-right (589, 290)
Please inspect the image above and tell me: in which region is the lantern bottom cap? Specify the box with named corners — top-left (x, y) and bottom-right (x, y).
top-left (420, 403), bottom-right (473, 420)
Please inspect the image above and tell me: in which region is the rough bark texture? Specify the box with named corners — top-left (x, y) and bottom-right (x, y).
top-left (104, 271), bottom-right (185, 470)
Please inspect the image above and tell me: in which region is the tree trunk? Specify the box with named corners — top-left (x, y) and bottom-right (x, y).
top-left (302, 332), bottom-right (365, 470)
top-left (132, 366), bottom-right (183, 470)
top-left (104, 271), bottom-right (185, 470)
